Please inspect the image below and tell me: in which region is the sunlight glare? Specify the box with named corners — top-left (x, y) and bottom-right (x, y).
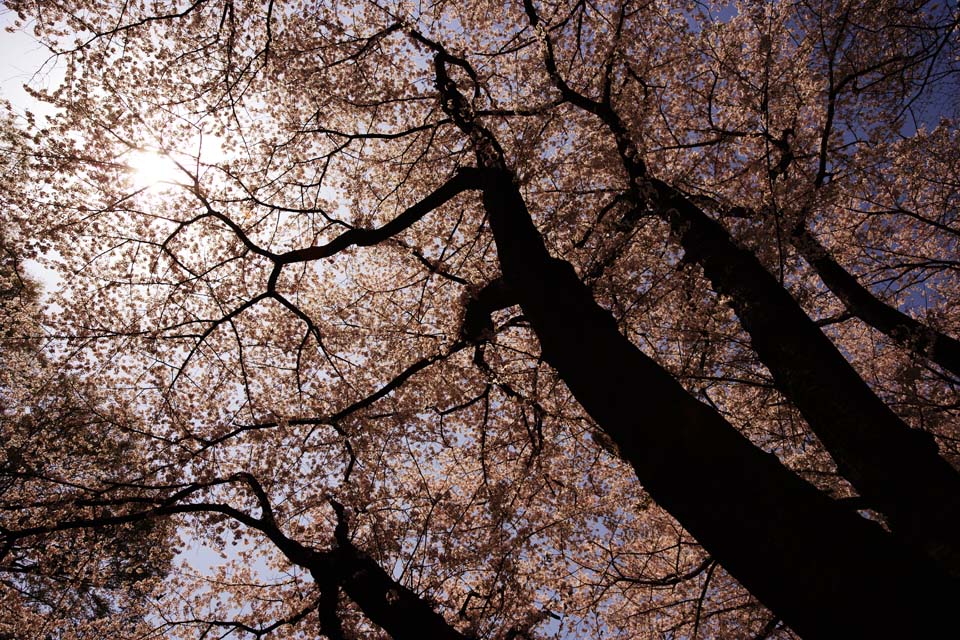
top-left (127, 150), bottom-right (184, 191)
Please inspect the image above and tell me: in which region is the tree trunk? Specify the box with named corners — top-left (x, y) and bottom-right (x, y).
top-left (314, 545), bottom-right (473, 640)
top-left (478, 167), bottom-right (957, 638)
top-left (649, 179), bottom-right (960, 577)
top-left (793, 224), bottom-right (960, 379)
top-left (519, 6), bottom-right (960, 569)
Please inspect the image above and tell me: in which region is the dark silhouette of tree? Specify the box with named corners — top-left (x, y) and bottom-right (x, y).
top-left (2, 0), bottom-right (958, 637)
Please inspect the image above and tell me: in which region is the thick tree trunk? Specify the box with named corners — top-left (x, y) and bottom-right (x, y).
top-left (793, 224), bottom-right (960, 379)
top-left (313, 545), bottom-right (473, 640)
top-left (648, 179), bottom-right (960, 577)
top-left (432, 50), bottom-right (958, 635)
top-left (478, 167), bottom-right (957, 638)
top-left (520, 3), bottom-right (960, 569)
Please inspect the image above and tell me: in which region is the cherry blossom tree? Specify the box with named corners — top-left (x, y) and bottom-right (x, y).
top-left (2, 0), bottom-right (958, 638)
top-left (1, 144), bottom-right (173, 637)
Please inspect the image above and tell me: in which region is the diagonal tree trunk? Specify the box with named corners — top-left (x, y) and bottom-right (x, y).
top-left (519, 0), bottom-right (960, 577)
top-left (651, 180), bottom-right (960, 577)
top-left (319, 543), bottom-right (473, 640)
top-left (792, 224), bottom-right (960, 379)
top-left (431, 51), bottom-right (958, 639)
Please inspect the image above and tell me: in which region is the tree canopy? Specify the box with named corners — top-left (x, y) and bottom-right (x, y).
top-left (1, 0), bottom-right (958, 637)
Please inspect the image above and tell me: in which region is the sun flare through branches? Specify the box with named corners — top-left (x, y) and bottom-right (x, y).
top-left (126, 149), bottom-right (184, 191)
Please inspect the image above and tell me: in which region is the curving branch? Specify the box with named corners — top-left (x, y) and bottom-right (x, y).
top-left (276, 168), bottom-right (484, 264)
top-left (3, 476), bottom-right (475, 639)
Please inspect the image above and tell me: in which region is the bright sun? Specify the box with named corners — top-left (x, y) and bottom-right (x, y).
top-left (127, 150), bottom-right (184, 190)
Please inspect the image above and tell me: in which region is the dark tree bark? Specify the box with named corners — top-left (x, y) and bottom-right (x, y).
top-left (317, 545), bottom-right (473, 640)
top-left (520, 0), bottom-right (960, 578)
top-left (312, 500), bottom-right (475, 639)
top-left (476, 163), bottom-right (957, 639)
top-left (653, 181), bottom-right (960, 577)
top-left (431, 51), bottom-right (959, 638)
top-left (605, 110), bottom-right (960, 581)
